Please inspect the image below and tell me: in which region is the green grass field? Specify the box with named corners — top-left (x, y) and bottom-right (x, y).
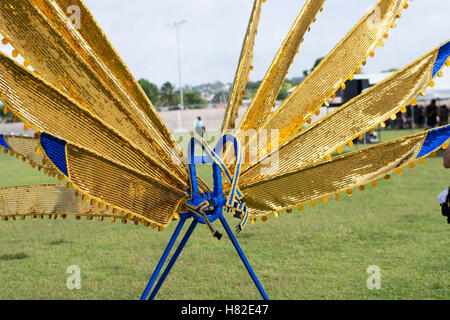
top-left (0, 129), bottom-right (449, 299)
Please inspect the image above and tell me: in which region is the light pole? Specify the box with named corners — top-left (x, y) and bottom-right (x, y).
top-left (168, 20), bottom-right (186, 132)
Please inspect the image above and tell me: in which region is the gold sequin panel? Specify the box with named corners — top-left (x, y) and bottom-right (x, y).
top-left (65, 144), bottom-right (185, 226)
top-left (33, 0), bottom-right (185, 168)
top-left (241, 132), bottom-right (426, 216)
top-left (221, 0), bottom-right (262, 133)
top-left (0, 52), bottom-right (186, 189)
top-left (50, 0), bottom-right (182, 159)
top-left (0, 0), bottom-right (186, 178)
top-left (246, 0), bottom-right (407, 155)
top-left (1, 135), bottom-right (52, 170)
top-left (237, 0), bottom-right (325, 134)
top-left (240, 43), bottom-right (437, 184)
top-left (0, 184), bottom-right (111, 218)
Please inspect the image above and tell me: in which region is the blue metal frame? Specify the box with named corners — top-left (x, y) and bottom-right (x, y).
top-left (139, 215), bottom-right (188, 300)
top-left (218, 213), bottom-right (269, 300)
top-left (140, 135), bottom-right (269, 300)
top-left (147, 219), bottom-right (198, 300)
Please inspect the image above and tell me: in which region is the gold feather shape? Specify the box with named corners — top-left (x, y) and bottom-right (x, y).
top-left (0, 0), bottom-right (186, 179)
top-left (0, 184), bottom-right (117, 221)
top-left (241, 128), bottom-right (448, 218)
top-left (239, 40), bottom-right (446, 184)
top-left (36, 0), bottom-right (184, 162)
top-left (0, 134), bottom-right (53, 170)
top-left (239, 0), bottom-right (409, 164)
top-left (37, 139), bottom-right (185, 227)
top-left (237, 0), bottom-right (325, 135)
top-left (221, 0), bottom-right (263, 133)
top-left (0, 52), bottom-right (186, 190)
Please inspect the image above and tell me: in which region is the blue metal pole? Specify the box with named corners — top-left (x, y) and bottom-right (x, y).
top-left (148, 219), bottom-right (198, 300)
top-left (140, 216), bottom-right (187, 300)
top-left (219, 214), bottom-right (269, 300)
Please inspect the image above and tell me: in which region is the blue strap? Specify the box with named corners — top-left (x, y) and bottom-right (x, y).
top-left (187, 134), bottom-right (249, 234)
top-left (185, 201), bottom-right (222, 239)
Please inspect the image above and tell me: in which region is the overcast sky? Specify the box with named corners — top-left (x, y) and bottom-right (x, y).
top-left (14, 1), bottom-right (450, 87)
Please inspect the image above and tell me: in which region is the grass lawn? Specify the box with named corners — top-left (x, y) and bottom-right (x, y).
top-left (0, 129), bottom-right (449, 299)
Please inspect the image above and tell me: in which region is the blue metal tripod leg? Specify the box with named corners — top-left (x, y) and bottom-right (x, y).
top-left (148, 219), bottom-right (198, 300)
top-left (219, 213), bottom-right (269, 300)
top-left (140, 216), bottom-right (187, 300)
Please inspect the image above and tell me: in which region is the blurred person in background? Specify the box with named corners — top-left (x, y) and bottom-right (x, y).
top-left (439, 105), bottom-right (448, 126)
top-left (424, 99), bottom-right (439, 129)
top-left (406, 105), bottom-right (413, 129)
top-left (439, 147), bottom-right (450, 223)
top-left (415, 106), bottom-right (425, 128)
top-left (195, 116), bottom-right (204, 138)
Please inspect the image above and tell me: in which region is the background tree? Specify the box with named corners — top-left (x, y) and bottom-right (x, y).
top-left (276, 82), bottom-right (293, 100)
top-left (138, 79), bottom-right (159, 105)
top-left (160, 82), bottom-right (180, 106)
top-left (211, 90), bottom-right (229, 104)
top-left (382, 68), bottom-right (398, 73)
top-left (243, 80), bottom-right (262, 100)
top-left (302, 57), bottom-right (325, 77)
top-left (310, 57), bottom-right (324, 73)
top-left (182, 91), bottom-right (208, 107)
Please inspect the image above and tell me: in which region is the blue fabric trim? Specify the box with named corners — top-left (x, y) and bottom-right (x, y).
top-left (0, 134), bottom-right (11, 150)
top-left (416, 125), bottom-right (450, 159)
top-left (432, 41), bottom-right (450, 78)
top-left (40, 133), bottom-right (68, 176)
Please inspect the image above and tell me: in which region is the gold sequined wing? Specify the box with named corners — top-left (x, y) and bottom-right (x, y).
top-left (241, 126), bottom-right (450, 220)
top-left (36, 133), bottom-right (185, 230)
top-left (240, 41), bottom-right (450, 184)
top-left (0, 134), bottom-right (53, 171)
top-left (0, 130), bottom-right (186, 229)
top-left (238, 0), bottom-right (409, 166)
top-left (237, 0), bottom-right (325, 135)
top-left (0, 55), bottom-right (186, 227)
top-left (50, 0), bottom-right (176, 138)
top-left (0, 0), bottom-right (186, 178)
top-left (0, 184), bottom-right (118, 222)
top-left (38, 0), bottom-right (184, 160)
top-left (221, 0), bottom-right (262, 133)
top-left (0, 132), bottom-right (206, 225)
top-left (0, 51), bottom-right (186, 190)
